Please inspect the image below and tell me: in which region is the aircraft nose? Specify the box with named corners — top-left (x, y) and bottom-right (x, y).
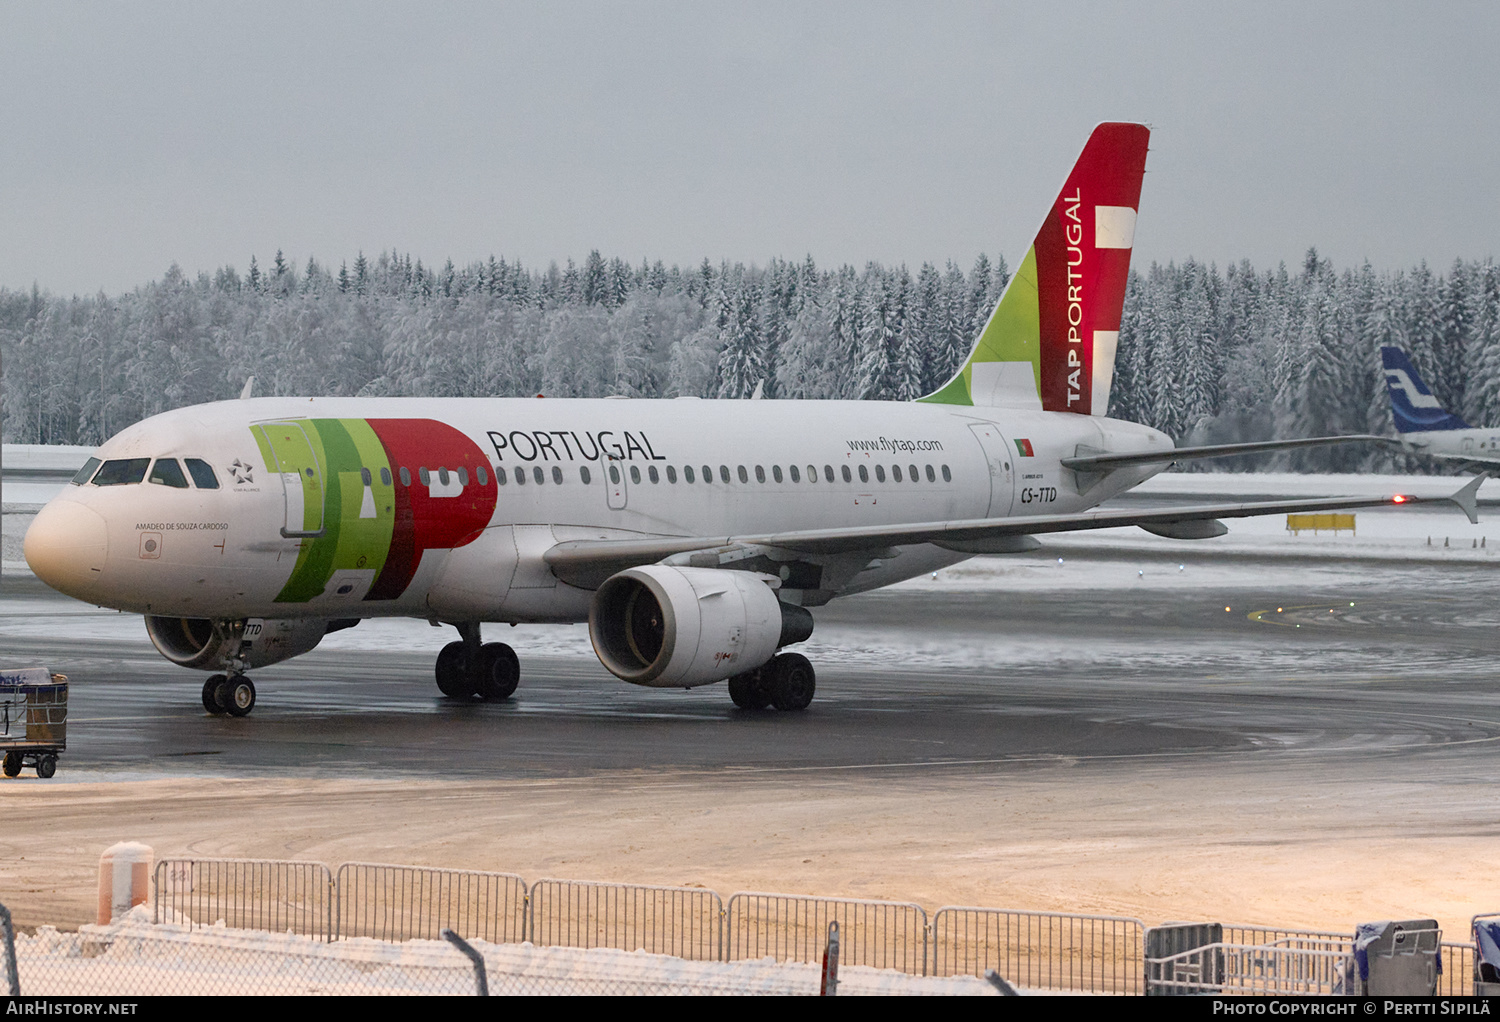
top-left (24, 500), bottom-right (109, 600)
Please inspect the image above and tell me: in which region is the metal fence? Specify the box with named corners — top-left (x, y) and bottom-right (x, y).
top-left (335, 862), bottom-right (527, 945)
top-left (931, 906), bottom-right (1144, 993)
top-left (528, 879), bottom-right (723, 960)
top-left (1441, 942), bottom-right (1475, 996)
top-left (154, 858), bottom-right (334, 940)
top-left (1146, 941), bottom-right (1355, 996)
top-left (725, 892), bottom-right (928, 974)
top-left (135, 859), bottom-right (1492, 994)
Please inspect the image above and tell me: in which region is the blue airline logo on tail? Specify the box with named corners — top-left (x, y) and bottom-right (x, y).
top-left (1380, 347), bottom-right (1470, 433)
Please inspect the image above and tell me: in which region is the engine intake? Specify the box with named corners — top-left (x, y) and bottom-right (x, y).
top-left (145, 616), bottom-right (334, 670)
top-left (589, 566), bottom-right (812, 688)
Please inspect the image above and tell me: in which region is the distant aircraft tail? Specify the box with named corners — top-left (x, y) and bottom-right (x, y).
top-left (1380, 346), bottom-right (1469, 433)
top-left (921, 122), bottom-right (1150, 415)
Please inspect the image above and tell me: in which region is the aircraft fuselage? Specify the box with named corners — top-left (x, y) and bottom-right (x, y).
top-left (24, 395), bottom-right (1170, 623)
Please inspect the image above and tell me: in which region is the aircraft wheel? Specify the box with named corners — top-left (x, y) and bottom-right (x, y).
top-left (728, 669), bottom-right (772, 710)
top-left (225, 677), bottom-right (257, 717)
top-left (213, 676), bottom-right (235, 713)
top-left (2, 752), bottom-right (21, 777)
top-left (435, 641), bottom-right (476, 699)
top-left (767, 653), bottom-right (816, 711)
top-left (203, 675), bottom-right (228, 714)
top-left (36, 754), bottom-right (57, 779)
top-left (477, 642), bottom-right (519, 701)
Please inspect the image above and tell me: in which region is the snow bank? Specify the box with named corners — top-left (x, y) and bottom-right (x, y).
top-left (12, 906), bottom-right (997, 996)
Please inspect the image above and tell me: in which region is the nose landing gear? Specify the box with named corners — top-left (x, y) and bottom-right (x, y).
top-left (435, 622), bottom-right (520, 702)
top-left (202, 673), bottom-right (256, 717)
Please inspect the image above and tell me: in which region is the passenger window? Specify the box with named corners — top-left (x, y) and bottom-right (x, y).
top-left (941, 465), bottom-right (952, 482)
top-left (875, 465), bottom-right (885, 483)
top-left (71, 457), bottom-right (101, 485)
top-left (787, 465), bottom-right (798, 483)
top-left (909, 464), bottom-right (919, 482)
top-left (684, 465), bottom-right (695, 483)
top-left (457, 467), bottom-right (469, 486)
top-left (580, 466), bottom-right (591, 485)
top-left (419, 467), bottom-right (431, 486)
top-left (552, 466), bottom-right (564, 484)
top-left (737, 465), bottom-right (748, 484)
top-left (515, 466), bottom-right (526, 485)
top-left (361, 467), bottom-right (372, 486)
top-left (438, 467), bottom-right (450, 486)
top-left (185, 458), bottom-right (219, 489)
top-left (92, 458), bottom-right (151, 486)
top-left (629, 465), bottom-right (641, 484)
top-left (719, 465), bottom-right (730, 483)
top-left (380, 467), bottom-right (393, 487)
top-left (533, 466), bottom-right (545, 485)
top-left (825, 465), bottom-right (835, 483)
top-left (497, 467), bottom-right (507, 486)
top-left (649, 466), bottom-right (659, 483)
top-left (148, 458), bottom-right (190, 488)
top-left (925, 464), bottom-right (935, 482)
top-left (859, 465), bottom-right (870, 483)
top-left (667, 465), bottom-right (677, 483)
top-left (840, 465), bottom-right (851, 483)
top-left (755, 465), bottom-right (765, 483)
top-left (476, 466), bottom-right (487, 486)
top-left (892, 465), bottom-right (902, 482)
top-left (400, 467), bottom-right (412, 487)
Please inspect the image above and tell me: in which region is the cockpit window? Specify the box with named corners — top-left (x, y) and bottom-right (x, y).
top-left (71, 457), bottom-right (101, 485)
top-left (148, 458), bottom-right (190, 488)
top-left (91, 458), bottom-right (151, 486)
top-left (184, 458), bottom-right (219, 489)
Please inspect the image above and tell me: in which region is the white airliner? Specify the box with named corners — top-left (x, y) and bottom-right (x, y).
top-left (23, 123), bottom-right (1476, 718)
top-left (1382, 346), bottom-right (1500, 466)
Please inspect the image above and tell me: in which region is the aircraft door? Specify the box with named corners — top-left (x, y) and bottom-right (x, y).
top-left (254, 421), bottom-right (327, 538)
top-left (967, 422), bottom-right (1017, 518)
top-left (604, 457), bottom-right (628, 510)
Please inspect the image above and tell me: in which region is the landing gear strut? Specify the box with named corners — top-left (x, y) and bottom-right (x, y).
top-left (728, 652), bottom-right (815, 711)
top-left (435, 623), bottom-right (519, 702)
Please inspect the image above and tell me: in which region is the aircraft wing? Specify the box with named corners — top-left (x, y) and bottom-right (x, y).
top-left (544, 476), bottom-right (1483, 588)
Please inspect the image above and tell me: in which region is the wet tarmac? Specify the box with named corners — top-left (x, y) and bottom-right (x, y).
top-left (4, 552), bottom-right (1498, 783)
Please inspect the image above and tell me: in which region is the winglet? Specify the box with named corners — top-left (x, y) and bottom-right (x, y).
top-left (1447, 473), bottom-right (1485, 525)
top-left (239, 376), bottom-right (256, 400)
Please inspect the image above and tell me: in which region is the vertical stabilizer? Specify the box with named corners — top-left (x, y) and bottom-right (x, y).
top-left (921, 122), bottom-right (1150, 415)
top-left (1381, 346), bottom-right (1470, 433)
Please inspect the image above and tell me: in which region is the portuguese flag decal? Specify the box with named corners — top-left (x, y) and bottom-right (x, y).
top-left (1014, 438), bottom-right (1035, 457)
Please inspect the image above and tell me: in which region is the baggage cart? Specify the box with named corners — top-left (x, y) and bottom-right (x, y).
top-left (0, 667), bottom-right (67, 779)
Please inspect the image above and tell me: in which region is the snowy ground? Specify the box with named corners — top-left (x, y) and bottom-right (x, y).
top-left (12, 906), bottom-right (997, 996)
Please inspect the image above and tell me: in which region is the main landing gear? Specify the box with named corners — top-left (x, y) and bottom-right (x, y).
top-left (727, 652), bottom-right (816, 711)
top-left (435, 622), bottom-right (519, 702)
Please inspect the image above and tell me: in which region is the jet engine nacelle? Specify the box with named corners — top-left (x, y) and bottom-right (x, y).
top-left (145, 616), bottom-right (334, 671)
top-left (589, 566), bottom-right (813, 688)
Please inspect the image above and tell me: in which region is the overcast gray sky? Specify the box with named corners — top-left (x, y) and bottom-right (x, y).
top-left (4, 1), bottom-right (1497, 296)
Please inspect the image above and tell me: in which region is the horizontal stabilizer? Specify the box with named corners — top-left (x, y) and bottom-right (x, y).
top-left (1061, 434), bottom-right (1396, 473)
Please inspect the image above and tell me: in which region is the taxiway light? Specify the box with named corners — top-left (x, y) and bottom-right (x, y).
top-left (1225, 607), bottom-right (1231, 612)
top-left (1393, 495), bottom-right (1408, 503)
